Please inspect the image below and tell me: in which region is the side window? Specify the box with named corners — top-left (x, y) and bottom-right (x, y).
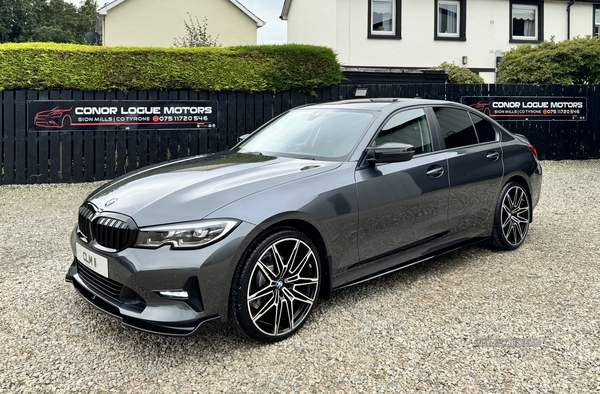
top-left (434, 107), bottom-right (478, 149)
top-left (375, 108), bottom-right (432, 154)
top-left (470, 113), bottom-right (497, 143)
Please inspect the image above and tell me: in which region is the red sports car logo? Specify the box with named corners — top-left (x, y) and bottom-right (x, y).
top-left (34, 107), bottom-right (73, 129)
top-left (468, 102), bottom-right (491, 115)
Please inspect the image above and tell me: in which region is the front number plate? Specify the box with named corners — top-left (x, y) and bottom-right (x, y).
top-left (76, 243), bottom-right (109, 278)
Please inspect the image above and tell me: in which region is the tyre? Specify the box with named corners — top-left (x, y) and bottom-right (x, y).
top-left (490, 182), bottom-right (531, 250)
top-left (230, 228), bottom-right (321, 342)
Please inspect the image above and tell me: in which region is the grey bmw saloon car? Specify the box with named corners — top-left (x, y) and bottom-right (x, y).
top-left (66, 99), bottom-right (542, 342)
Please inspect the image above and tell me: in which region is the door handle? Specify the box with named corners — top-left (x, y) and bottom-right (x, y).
top-left (426, 165), bottom-right (444, 178)
top-left (486, 151), bottom-right (500, 161)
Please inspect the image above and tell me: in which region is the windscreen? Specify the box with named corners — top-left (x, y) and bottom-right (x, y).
top-left (238, 108), bottom-right (376, 161)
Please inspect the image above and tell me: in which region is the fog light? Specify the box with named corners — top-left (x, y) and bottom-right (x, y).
top-left (157, 290), bottom-right (189, 299)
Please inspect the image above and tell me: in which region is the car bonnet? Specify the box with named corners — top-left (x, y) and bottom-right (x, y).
top-left (85, 153), bottom-right (341, 227)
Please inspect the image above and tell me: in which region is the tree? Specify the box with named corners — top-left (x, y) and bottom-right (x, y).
top-left (497, 37), bottom-right (600, 85)
top-left (432, 62), bottom-right (484, 84)
top-left (0, 0), bottom-right (14, 41)
top-left (74, 0), bottom-right (98, 42)
top-left (0, 0), bottom-right (46, 42)
top-left (173, 13), bottom-right (220, 48)
top-left (0, 0), bottom-right (98, 44)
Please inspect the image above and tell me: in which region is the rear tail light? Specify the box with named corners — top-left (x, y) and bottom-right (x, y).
top-left (528, 145), bottom-right (538, 158)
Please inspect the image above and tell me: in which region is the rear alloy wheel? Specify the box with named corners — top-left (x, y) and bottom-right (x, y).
top-left (231, 229), bottom-right (321, 342)
top-left (491, 182), bottom-right (531, 250)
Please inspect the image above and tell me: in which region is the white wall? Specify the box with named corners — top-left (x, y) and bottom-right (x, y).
top-left (570, 3), bottom-right (595, 38)
top-left (286, 0), bottom-right (337, 49)
top-left (286, 0), bottom-right (596, 82)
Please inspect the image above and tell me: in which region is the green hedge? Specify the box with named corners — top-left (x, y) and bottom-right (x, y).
top-left (432, 62), bottom-right (484, 84)
top-left (0, 43), bottom-right (342, 92)
top-left (497, 37), bottom-right (600, 85)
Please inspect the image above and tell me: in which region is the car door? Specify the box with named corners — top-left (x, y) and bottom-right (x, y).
top-left (354, 107), bottom-right (450, 263)
top-left (431, 106), bottom-right (504, 235)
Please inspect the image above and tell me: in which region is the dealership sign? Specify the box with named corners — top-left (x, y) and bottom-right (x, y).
top-left (462, 96), bottom-right (587, 121)
top-left (27, 100), bottom-right (219, 131)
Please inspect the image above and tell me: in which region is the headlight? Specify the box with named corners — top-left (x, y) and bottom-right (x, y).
top-left (135, 220), bottom-right (240, 249)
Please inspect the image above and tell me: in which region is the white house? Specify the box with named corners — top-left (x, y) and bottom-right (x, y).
top-left (281, 0), bottom-right (600, 82)
top-left (99, 0), bottom-right (265, 47)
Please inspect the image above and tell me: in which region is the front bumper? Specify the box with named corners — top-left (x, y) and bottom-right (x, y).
top-left (65, 221), bottom-right (257, 336)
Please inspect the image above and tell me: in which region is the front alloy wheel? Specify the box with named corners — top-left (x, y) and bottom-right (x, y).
top-left (491, 182), bottom-right (531, 250)
top-left (231, 229), bottom-right (321, 342)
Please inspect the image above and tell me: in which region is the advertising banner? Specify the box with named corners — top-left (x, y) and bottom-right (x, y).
top-left (461, 96), bottom-right (587, 121)
top-left (27, 100), bottom-right (219, 131)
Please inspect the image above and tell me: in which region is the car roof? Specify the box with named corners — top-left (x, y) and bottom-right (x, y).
top-left (297, 98), bottom-right (457, 111)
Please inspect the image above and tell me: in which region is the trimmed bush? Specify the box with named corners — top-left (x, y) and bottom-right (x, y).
top-left (432, 62), bottom-right (484, 84)
top-left (497, 37), bottom-right (600, 85)
top-left (0, 43), bottom-right (342, 92)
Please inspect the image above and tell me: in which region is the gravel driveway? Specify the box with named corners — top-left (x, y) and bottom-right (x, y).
top-left (1, 160), bottom-right (599, 393)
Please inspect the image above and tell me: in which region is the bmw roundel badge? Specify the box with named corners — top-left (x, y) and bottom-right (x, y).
top-left (104, 198), bottom-right (118, 208)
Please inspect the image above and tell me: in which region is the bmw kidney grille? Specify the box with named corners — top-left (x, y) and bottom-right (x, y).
top-left (78, 205), bottom-right (135, 250)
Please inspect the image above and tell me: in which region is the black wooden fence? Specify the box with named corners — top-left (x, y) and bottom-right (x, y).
top-left (1, 83), bottom-right (599, 185)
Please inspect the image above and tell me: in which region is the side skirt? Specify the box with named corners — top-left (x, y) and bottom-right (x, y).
top-left (333, 236), bottom-right (487, 291)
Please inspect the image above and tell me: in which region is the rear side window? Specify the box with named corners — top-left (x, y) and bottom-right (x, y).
top-left (470, 112), bottom-right (497, 143)
top-left (375, 108), bottom-right (433, 154)
top-left (434, 107), bottom-right (478, 149)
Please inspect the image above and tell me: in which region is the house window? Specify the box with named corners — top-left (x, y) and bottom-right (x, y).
top-left (438, 1), bottom-right (459, 36)
top-left (594, 6), bottom-right (600, 38)
top-left (435, 0), bottom-right (466, 40)
top-left (510, 1), bottom-right (543, 43)
top-left (369, 0), bottom-right (401, 39)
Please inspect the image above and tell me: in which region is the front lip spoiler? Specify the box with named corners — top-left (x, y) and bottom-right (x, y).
top-left (65, 268), bottom-right (220, 337)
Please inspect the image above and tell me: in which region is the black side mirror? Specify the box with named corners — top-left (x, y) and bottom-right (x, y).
top-left (366, 142), bottom-right (415, 164)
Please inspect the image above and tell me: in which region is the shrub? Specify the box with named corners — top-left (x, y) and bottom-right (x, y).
top-left (173, 14), bottom-right (220, 48)
top-left (433, 62), bottom-right (484, 84)
top-left (497, 37), bottom-right (600, 85)
top-left (0, 43), bottom-right (342, 92)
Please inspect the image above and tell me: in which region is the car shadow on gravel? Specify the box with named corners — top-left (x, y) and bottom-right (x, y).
top-left (320, 243), bottom-right (495, 309)
top-left (71, 241), bottom-right (498, 356)
top-left (70, 305), bottom-right (267, 365)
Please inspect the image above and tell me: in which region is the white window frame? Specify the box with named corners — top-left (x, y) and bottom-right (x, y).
top-left (437, 0), bottom-right (460, 38)
top-left (371, 0), bottom-right (396, 36)
top-left (512, 4), bottom-right (538, 41)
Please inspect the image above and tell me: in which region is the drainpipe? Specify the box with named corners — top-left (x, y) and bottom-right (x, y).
top-left (567, 0), bottom-right (575, 39)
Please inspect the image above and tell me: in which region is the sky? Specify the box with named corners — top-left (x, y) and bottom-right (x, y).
top-left (238, 0), bottom-right (287, 44)
top-left (66, 0), bottom-right (287, 44)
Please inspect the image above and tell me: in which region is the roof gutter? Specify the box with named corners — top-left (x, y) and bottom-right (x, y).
top-left (229, 0), bottom-right (266, 28)
top-left (280, 0), bottom-right (292, 20)
top-left (98, 0), bottom-right (125, 15)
